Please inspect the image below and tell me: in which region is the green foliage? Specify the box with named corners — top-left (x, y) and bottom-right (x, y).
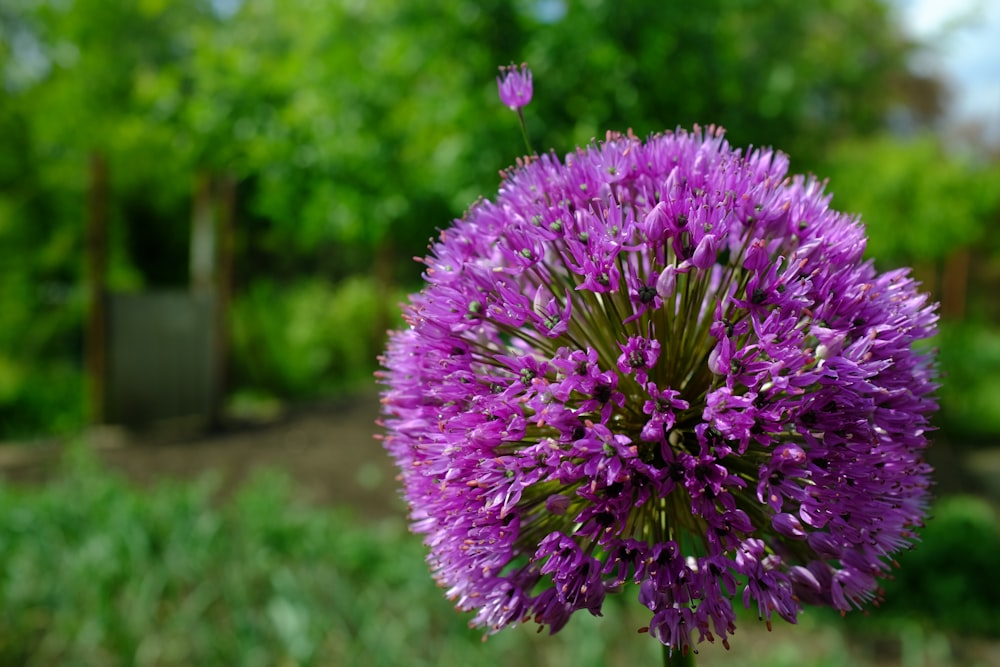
top-left (0, 449), bottom-right (663, 667)
top-left (821, 135), bottom-right (1000, 437)
top-left (0, 190), bottom-right (86, 436)
top-left (0, 451), bottom-right (995, 666)
top-left (4, 0), bottom-right (928, 271)
top-left (523, 0), bottom-right (912, 168)
top-left (0, 361), bottom-right (83, 440)
top-left (229, 275), bottom-right (402, 399)
top-left (823, 134), bottom-right (1000, 268)
top-left (858, 495), bottom-right (1000, 638)
top-left (0, 0), bottom-right (952, 437)
top-left (935, 322), bottom-right (1000, 437)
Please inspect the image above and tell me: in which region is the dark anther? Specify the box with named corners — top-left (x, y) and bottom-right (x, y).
top-left (638, 285), bottom-right (657, 304)
top-left (638, 441), bottom-right (665, 467)
top-left (595, 512), bottom-right (615, 527)
top-left (751, 287), bottom-right (767, 305)
top-left (594, 383), bottom-right (613, 403)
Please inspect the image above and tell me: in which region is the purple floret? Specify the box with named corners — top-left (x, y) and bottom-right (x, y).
top-left (378, 125), bottom-right (938, 655)
top-left (496, 63), bottom-right (533, 111)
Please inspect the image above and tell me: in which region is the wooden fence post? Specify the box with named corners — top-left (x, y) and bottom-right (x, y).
top-left (941, 247), bottom-right (969, 321)
top-left (85, 152), bottom-right (109, 424)
top-left (214, 174), bottom-right (237, 425)
top-left (191, 171), bottom-right (216, 294)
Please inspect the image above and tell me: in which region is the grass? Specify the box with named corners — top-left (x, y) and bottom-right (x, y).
top-left (0, 446), bottom-right (996, 666)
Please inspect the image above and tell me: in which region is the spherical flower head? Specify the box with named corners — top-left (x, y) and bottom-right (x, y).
top-left (497, 63), bottom-right (533, 111)
top-left (378, 125), bottom-right (939, 655)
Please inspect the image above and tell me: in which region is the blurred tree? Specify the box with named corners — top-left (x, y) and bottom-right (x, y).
top-left (172, 0), bottom-right (924, 285)
top-left (823, 134), bottom-right (1000, 437)
top-left (0, 0), bottom-right (955, 435)
top-left (0, 0), bottom-right (214, 435)
top-left (524, 0), bottom-right (918, 167)
top-left (824, 134), bottom-right (998, 270)
top-left (1, 0), bottom-right (217, 292)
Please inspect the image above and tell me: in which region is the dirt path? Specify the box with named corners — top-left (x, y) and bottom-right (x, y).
top-left (2, 385), bottom-right (998, 522)
top-left (0, 388), bottom-right (405, 521)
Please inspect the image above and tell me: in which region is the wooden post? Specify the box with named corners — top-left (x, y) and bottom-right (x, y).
top-left (190, 171), bottom-right (216, 294)
top-left (213, 174), bottom-right (237, 426)
top-left (941, 247), bottom-right (969, 320)
top-left (85, 152), bottom-right (109, 423)
top-left (911, 260), bottom-right (940, 308)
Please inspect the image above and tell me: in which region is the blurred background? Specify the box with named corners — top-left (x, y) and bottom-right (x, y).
top-left (0, 0), bottom-right (999, 665)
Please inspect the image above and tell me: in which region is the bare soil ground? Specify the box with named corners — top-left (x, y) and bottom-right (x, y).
top-left (0, 387), bottom-right (404, 521)
top-left (1, 383), bottom-right (997, 517)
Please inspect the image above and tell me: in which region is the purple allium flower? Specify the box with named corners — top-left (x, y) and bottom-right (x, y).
top-left (378, 125), bottom-right (938, 655)
top-left (496, 63), bottom-right (533, 111)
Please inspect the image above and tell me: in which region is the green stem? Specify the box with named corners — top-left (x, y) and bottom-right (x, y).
top-left (516, 108), bottom-right (534, 155)
top-left (662, 643), bottom-right (696, 667)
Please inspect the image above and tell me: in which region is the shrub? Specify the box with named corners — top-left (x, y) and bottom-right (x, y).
top-left (229, 276), bottom-right (403, 400)
top-left (874, 495), bottom-right (1000, 638)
